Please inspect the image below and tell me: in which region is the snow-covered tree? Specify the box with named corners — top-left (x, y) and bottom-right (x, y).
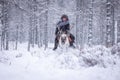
top-left (0, 0), bottom-right (10, 50)
top-left (105, 0), bottom-right (115, 47)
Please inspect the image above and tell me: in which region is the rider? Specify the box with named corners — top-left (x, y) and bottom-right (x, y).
top-left (53, 14), bottom-right (75, 50)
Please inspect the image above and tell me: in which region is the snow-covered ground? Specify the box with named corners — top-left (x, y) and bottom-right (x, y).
top-left (0, 43), bottom-right (120, 80)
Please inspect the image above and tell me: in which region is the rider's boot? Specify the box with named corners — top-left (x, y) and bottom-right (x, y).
top-left (53, 44), bottom-right (58, 50)
top-left (53, 38), bottom-right (59, 50)
top-left (70, 41), bottom-right (75, 48)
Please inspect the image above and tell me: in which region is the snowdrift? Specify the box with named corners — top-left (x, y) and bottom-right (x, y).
top-left (0, 44), bottom-right (120, 80)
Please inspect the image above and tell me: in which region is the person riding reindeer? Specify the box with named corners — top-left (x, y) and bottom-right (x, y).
top-left (53, 14), bottom-right (75, 50)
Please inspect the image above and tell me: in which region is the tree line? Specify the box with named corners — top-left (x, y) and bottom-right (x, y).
top-left (0, 0), bottom-right (120, 51)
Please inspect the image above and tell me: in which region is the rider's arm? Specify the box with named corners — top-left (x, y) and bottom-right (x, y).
top-left (55, 21), bottom-right (61, 35)
top-left (66, 23), bottom-right (70, 31)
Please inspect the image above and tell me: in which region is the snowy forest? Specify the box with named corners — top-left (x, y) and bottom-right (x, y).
top-left (0, 0), bottom-right (120, 80)
top-left (0, 0), bottom-right (120, 50)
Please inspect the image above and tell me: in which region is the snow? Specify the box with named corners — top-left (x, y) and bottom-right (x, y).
top-left (0, 43), bottom-right (120, 80)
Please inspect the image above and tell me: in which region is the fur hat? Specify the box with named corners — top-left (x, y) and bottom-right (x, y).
top-left (61, 14), bottom-right (69, 21)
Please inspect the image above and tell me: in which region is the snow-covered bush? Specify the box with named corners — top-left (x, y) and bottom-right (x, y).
top-left (55, 52), bottom-right (80, 69)
top-left (111, 43), bottom-right (120, 57)
top-left (53, 46), bottom-right (117, 69)
top-left (78, 46), bottom-right (116, 68)
top-left (0, 52), bottom-right (11, 65)
top-left (0, 44), bottom-right (119, 69)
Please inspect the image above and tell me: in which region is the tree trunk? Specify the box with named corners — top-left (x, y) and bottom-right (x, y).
top-left (106, 0), bottom-right (115, 47)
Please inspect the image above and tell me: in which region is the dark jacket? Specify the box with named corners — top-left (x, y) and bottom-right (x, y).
top-left (55, 21), bottom-right (70, 35)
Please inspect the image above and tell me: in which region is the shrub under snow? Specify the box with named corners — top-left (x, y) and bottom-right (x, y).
top-left (0, 44), bottom-right (119, 69)
top-left (50, 45), bottom-right (118, 69)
